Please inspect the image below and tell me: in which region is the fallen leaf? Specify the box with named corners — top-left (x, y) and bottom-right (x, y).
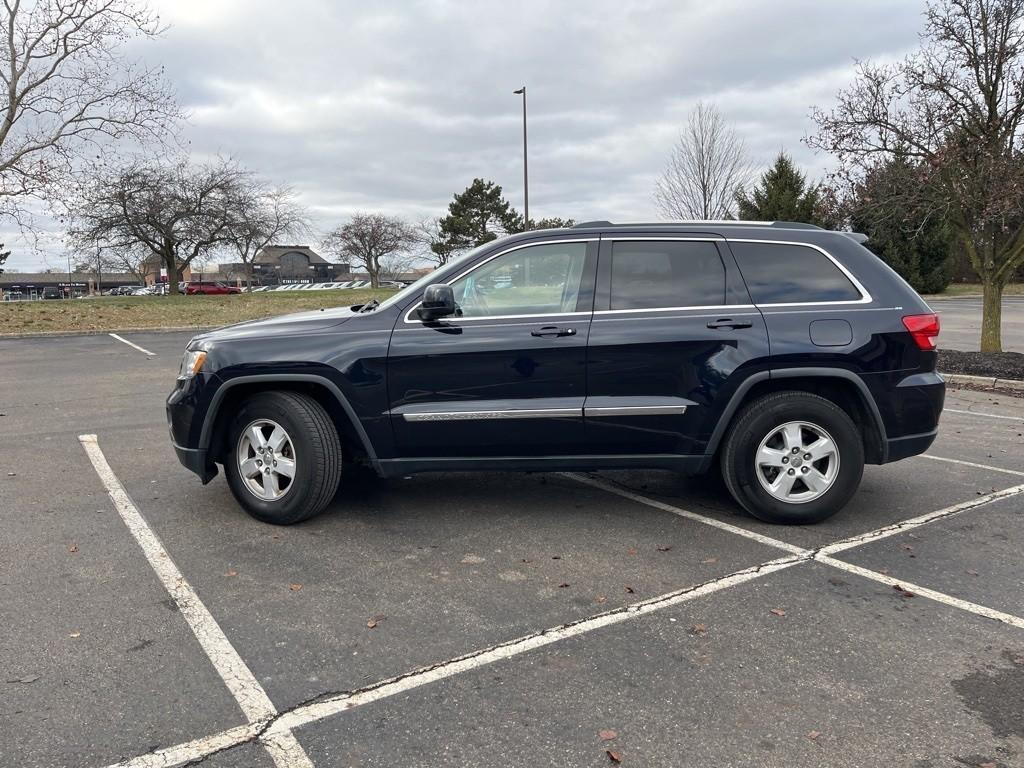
top-left (289, 583), bottom-right (303, 592)
top-left (599, 729), bottom-right (617, 741)
top-left (366, 614), bottom-right (386, 629)
top-left (769, 608), bottom-right (786, 617)
top-left (656, 546), bottom-right (672, 552)
top-left (626, 547), bottom-right (638, 556)
top-left (69, 631), bottom-right (81, 638)
top-left (966, 569), bottom-right (979, 576)
top-left (596, 595), bottom-right (608, 603)
top-left (225, 570), bottom-right (238, 577)
top-left (366, 619), bottom-right (378, 629)
top-left (624, 586), bottom-right (635, 594)
top-left (67, 543), bottom-right (78, 553)
top-left (807, 730), bottom-right (821, 740)
top-left (691, 623), bottom-right (707, 634)
top-left (606, 749), bottom-right (623, 763)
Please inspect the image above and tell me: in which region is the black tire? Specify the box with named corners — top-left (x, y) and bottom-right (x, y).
top-left (223, 391), bottom-right (342, 525)
top-left (720, 391), bottom-right (864, 524)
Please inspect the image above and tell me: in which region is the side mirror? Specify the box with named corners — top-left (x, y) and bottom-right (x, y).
top-left (417, 283), bottom-right (457, 321)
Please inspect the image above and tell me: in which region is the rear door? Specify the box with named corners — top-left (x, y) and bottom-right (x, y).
top-left (584, 234), bottom-right (770, 456)
top-left (387, 237), bottom-right (598, 457)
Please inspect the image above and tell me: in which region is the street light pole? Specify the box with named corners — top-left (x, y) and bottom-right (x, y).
top-left (513, 86), bottom-right (528, 228)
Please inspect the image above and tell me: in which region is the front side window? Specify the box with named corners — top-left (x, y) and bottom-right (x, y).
top-left (450, 242), bottom-right (589, 318)
top-left (609, 241), bottom-right (726, 310)
top-left (730, 242), bottom-right (862, 304)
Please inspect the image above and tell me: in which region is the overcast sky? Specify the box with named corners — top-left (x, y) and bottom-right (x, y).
top-left (7, 0), bottom-right (928, 272)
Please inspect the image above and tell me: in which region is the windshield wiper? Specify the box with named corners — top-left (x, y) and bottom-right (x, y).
top-left (359, 299), bottom-right (380, 313)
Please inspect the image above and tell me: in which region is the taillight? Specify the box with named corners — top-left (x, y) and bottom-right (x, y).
top-left (902, 313), bottom-right (940, 350)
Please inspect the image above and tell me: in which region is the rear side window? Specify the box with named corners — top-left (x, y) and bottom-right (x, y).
top-left (610, 241), bottom-right (725, 310)
top-left (730, 242), bottom-right (862, 304)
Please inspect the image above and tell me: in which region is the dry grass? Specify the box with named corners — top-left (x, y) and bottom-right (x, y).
top-left (0, 289), bottom-right (395, 335)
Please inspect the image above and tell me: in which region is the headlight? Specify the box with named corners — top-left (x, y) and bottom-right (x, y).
top-left (177, 350), bottom-right (207, 380)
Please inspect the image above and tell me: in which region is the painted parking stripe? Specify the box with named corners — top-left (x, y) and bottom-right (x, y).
top-left (943, 407), bottom-right (1023, 422)
top-left (79, 435), bottom-right (314, 768)
top-left (109, 333), bottom-right (156, 356)
top-left (818, 555), bottom-right (1024, 630)
top-left (819, 482), bottom-right (1024, 556)
top-left (564, 473), bottom-right (810, 556)
top-left (101, 554), bottom-right (805, 768)
top-left (920, 454), bottom-right (1024, 478)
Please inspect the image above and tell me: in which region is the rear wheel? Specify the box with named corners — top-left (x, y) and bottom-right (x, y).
top-left (224, 391), bottom-right (342, 524)
top-left (720, 391), bottom-right (864, 524)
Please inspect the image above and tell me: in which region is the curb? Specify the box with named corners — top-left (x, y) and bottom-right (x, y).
top-left (0, 326), bottom-right (215, 340)
top-left (940, 372), bottom-right (1024, 393)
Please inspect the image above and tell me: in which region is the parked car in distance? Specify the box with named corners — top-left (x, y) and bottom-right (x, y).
top-left (168, 220), bottom-right (944, 526)
top-left (186, 281), bottom-right (242, 295)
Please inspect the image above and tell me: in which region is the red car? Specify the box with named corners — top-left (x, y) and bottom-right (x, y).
top-left (185, 281), bottom-right (242, 295)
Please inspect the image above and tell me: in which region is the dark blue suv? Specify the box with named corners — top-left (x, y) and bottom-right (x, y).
top-left (167, 221), bottom-right (944, 525)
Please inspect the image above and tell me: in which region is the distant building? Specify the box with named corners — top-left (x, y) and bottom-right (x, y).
top-left (0, 271), bottom-right (136, 299)
top-left (222, 245), bottom-right (345, 285)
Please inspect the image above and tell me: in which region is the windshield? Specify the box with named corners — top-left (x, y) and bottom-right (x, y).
top-left (371, 242), bottom-right (494, 312)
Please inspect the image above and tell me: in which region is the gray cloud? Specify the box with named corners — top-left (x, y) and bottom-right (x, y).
top-left (7, 0), bottom-right (927, 270)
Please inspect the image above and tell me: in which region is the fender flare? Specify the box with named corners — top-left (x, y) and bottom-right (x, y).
top-left (199, 373), bottom-right (379, 468)
top-left (704, 367), bottom-right (888, 462)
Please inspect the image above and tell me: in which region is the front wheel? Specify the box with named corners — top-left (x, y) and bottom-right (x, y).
top-left (224, 391), bottom-right (342, 525)
top-left (720, 391), bottom-right (864, 524)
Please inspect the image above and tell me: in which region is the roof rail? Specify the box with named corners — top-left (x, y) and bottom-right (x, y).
top-left (572, 219), bottom-right (825, 230)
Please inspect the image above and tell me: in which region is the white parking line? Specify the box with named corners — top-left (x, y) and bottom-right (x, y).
top-left (944, 407), bottom-right (1022, 422)
top-left (79, 435), bottom-right (314, 768)
top-left (819, 482), bottom-right (1024, 555)
top-left (109, 333), bottom-right (156, 356)
top-left (818, 555), bottom-right (1024, 630)
top-left (101, 554), bottom-right (804, 768)
top-left (920, 454), bottom-right (1024, 478)
top-left (564, 473), bottom-right (809, 556)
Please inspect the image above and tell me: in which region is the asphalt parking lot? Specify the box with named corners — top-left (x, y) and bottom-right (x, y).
top-left (2, 330), bottom-right (1024, 768)
top-left (931, 295), bottom-right (1024, 352)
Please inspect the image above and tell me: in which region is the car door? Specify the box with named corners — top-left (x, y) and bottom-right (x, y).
top-left (387, 237), bottom-right (598, 458)
top-left (584, 234), bottom-right (770, 457)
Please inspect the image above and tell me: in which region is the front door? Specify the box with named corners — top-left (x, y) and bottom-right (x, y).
top-left (585, 235), bottom-right (770, 456)
top-left (387, 238), bottom-right (598, 458)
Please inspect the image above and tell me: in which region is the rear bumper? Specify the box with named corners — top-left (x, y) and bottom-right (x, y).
top-left (883, 428), bottom-right (938, 463)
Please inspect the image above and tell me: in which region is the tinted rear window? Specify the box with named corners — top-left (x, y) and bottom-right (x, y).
top-left (731, 242), bottom-right (862, 304)
top-left (610, 241), bottom-right (725, 309)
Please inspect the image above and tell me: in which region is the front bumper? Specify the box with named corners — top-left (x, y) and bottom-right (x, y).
top-left (172, 441), bottom-right (218, 483)
top-left (167, 372), bottom-right (220, 483)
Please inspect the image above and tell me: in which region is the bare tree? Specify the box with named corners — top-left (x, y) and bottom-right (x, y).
top-left (323, 213), bottom-right (416, 288)
top-left (0, 1), bottom-right (180, 225)
top-left (68, 157), bottom-right (249, 294)
top-left (809, 0), bottom-right (1024, 352)
top-left (414, 216), bottom-right (457, 267)
top-left (654, 102), bottom-right (754, 220)
top-left (226, 183), bottom-right (310, 287)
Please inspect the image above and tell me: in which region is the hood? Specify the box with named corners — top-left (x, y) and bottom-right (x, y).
top-left (191, 305), bottom-right (362, 345)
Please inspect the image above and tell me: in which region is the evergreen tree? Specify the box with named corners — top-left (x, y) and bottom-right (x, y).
top-left (735, 152), bottom-right (829, 225)
top-left (846, 156), bottom-right (952, 294)
top-left (434, 179), bottom-right (523, 257)
top-left (0, 243), bottom-right (9, 275)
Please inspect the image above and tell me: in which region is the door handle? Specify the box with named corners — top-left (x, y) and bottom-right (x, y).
top-left (531, 326), bottom-right (577, 337)
top-left (707, 318), bottom-right (752, 330)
